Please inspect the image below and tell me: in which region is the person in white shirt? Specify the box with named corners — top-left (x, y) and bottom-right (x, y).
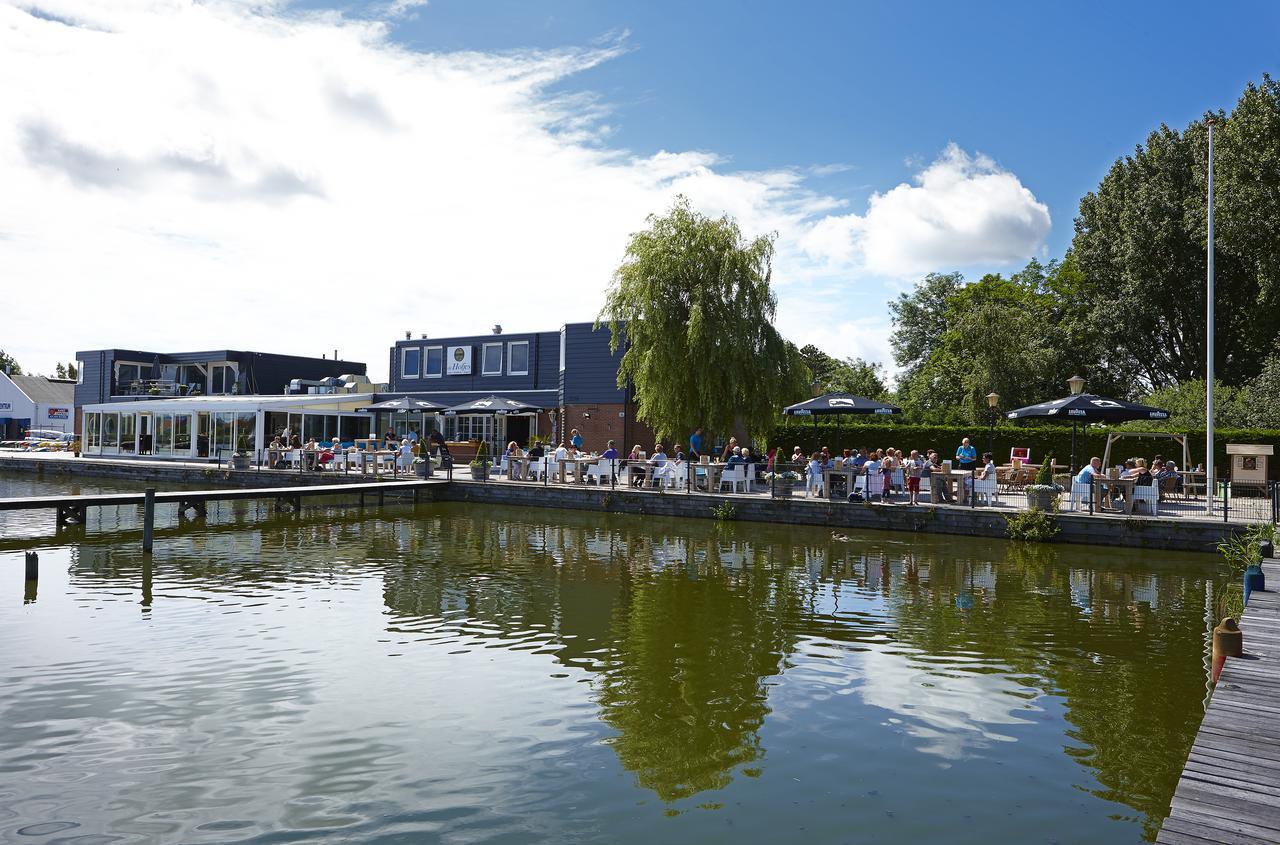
top-left (554, 442), bottom-right (569, 461)
top-left (649, 445), bottom-right (676, 486)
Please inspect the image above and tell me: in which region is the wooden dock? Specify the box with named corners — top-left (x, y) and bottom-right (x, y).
top-left (0, 479), bottom-right (447, 527)
top-left (1157, 557), bottom-right (1280, 844)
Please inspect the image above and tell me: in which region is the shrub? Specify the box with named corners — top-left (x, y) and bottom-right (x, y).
top-left (1005, 508), bottom-right (1060, 542)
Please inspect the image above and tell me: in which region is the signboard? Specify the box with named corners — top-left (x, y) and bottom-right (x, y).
top-left (47, 407), bottom-right (69, 420)
top-left (0, 402), bottom-right (9, 410)
top-left (447, 346), bottom-right (472, 375)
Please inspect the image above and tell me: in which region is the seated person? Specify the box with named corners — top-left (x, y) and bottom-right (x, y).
top-left (601, 440), bottom-right (619, 461)
top-left (725, 446), bottom-right (745, 466)
top-left (1075, 456), bottom-right (1104, 495)
top-left (964, 452), bottom-right (997, 497)
top-left (649, 445), bottom-right (676, 485)
top-left (527, 441), bottom-right (545, 459)
top-left (554, 441), bottom-right (569, 461)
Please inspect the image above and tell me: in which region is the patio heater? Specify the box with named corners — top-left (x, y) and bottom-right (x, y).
top-left (1067, 375), bottom-right (1085, 474)
top-left (985, 392), bottom-right (1000, 456)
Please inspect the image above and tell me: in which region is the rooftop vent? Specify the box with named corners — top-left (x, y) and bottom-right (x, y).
top-left (492, 324), bottom-right (502, 335)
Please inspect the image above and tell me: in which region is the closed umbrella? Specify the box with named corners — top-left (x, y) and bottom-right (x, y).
top-left (783, 392), bottom-right (901, 453)
top-left (1005, 393), bottom-right (1170, 474)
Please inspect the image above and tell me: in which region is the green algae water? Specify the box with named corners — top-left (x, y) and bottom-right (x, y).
top-left (0, 472), bottom-right (1219, 844)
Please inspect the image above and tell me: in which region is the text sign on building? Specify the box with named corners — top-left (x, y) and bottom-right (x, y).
top-left (0, 402), bottom-right (10, 410)
top-left (48, 408), bottom-right (70, 420)
top-left (447, 346), bottom-right (472, 375)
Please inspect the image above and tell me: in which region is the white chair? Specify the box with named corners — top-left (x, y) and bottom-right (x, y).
top-left (1132, 485), bottom-right (1160, 516)
top-left (805, 468), bottom-right (824, 498)
top-left (546, 456), bottom-right (562, 482)
top-left (585, 460), bottom-right (614, 486)
top-left (720, 465), bottom-right (749, 493)
top-left (650, 461), bottom-right (677, 488)
top-left (863, 472), bottom-right (885, 500)
top-left (1068, 480), bottom-right (1093, 511)
top-left (527, 457), bottom-right (549, 481)
top-left (495, 454), bottom-right (508, 477)
top-left (284, 449), bottom-right (302, 469)
top-left (971, 474), bottom-right (999, 506)
top-left (670, 461), bottom-right (689, 489)
top-left (918, 475), bottom-right (931, 495)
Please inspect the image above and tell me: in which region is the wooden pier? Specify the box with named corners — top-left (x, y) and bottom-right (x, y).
top-left (1157, 557), bottom-right (1280, 844)
top-left (0, 479), bottom-right (447, 528)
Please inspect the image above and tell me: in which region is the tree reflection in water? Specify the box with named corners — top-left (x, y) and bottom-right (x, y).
top-left (370, 505), bottom-right (1218, 836)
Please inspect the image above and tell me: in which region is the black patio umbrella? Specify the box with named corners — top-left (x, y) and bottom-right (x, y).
top-left (783, 392), bottom-right (901, 453)
top-left (360, 396), bottom-right (447, 413)
top-left (1005, 393), bottom-right (1171, 473)
top-left (442, 395), bottom-right (543, 416)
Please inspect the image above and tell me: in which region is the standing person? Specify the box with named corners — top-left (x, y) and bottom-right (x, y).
top-left (720, 437), bottom-right (739, 461)
top-left (955, 437), bottom-right (977, 471)
top-left (690, 428), bottom-right (704, 460)
top-left (570, 428), bottom-right (584, 451)
top-left (905, 449), bottom-right (925, 505)
top-left (880, 448), bottom-right (897, 501)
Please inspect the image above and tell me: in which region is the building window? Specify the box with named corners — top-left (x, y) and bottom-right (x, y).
top-left (482, 343), bottom-right (502, 376)
top-left (559, 326), bottom-right (566, 373)
top-left (507, 341), bottom-right (529, 376)
top-left (76, 361), bottom-right (85, 384)
top-left (402, 347), bottom-right (421, 379)
top-left (210, 363), bottom-right (237, 395)
top-left (424, 346), bottom-right (443, 378)
top-left (114, 362), bottom-right (149, 392)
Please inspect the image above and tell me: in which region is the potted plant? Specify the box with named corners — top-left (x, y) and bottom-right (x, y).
top-left (1025, 455), bottom-right (1061, 511)
top-left (765, 469), bottom-right (802, 497)
top-left (414, 439), bottom-right (433, 478)
top-left (469, 440), bottom-right (490, 480)
top-left (231, 433), bottom-right (252, 471)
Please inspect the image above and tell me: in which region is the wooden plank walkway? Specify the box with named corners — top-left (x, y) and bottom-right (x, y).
top-left (0, 479), bottom-right (447, 525)
top-left (1158, 557), bottom-right (1280, 844)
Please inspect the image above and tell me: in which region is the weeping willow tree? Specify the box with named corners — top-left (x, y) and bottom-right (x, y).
top-left (598, 198), bottom-right (811, 442)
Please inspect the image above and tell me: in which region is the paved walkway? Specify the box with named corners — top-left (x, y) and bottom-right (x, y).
top-left (1157, 557), bottom-right (1280, 844)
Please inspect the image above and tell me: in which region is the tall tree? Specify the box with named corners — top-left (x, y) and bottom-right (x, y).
top-left (0, 349), bottom-right (21, 376)
top-left (798, 344), bottom-right (887, 398)
top-left (1072, 75), bottom-right (1280, 388)
top-left (599, 198), bottom-right (811, 441)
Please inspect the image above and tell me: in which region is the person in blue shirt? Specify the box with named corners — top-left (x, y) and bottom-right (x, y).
top-left (1075, 456), bottom-right (1102, 485)
top-left (570, 429), bottom-right (584, 451)
top-left (689, 428), bottom-right (703, 459)
top-left (955, 438), bottom-right (977, 470)
top-left (726, 447), bottom-right (745, 466)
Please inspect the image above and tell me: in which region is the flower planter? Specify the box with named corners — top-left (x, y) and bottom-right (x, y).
top-left (775, 481), bottom-right (795, 498)
top-left (415, 461), bottom-right (432, 478)
top-left (469, 464), bottom-right (488, 481)
top-left (1026, 486), bottom-right (1058, 511)
top-left (230, 453), bottom-right (250, 471)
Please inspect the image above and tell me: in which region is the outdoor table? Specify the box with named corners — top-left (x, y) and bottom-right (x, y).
top-left (557, 457), bottom-right (596, 483)
top-left (1090, 477), bottom-right (1143, 513)
top-left (824, 467), bottom-right (857, 499)
top-left (358, 450), bottom-right (397, 477)
top-left (266, 447), bottom-right (290, 469)
top-left (1179, 470), bottom-right (1206, 497)
top-left (930, 470), bottom-right (971, 505)
top-left (507, 456), bottom-right (530, 480)
top-left (696, 463), bottom-right (725, 492)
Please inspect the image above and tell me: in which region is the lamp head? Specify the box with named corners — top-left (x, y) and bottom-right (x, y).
top-left (1067, 375), bottom-right (1085, 395)
top-left (986, 392), bottom-right (1000, 409)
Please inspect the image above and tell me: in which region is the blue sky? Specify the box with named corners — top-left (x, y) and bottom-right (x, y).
top-left (4, 1), bottom-right (1277, 378)
top-left (367, 0), bottom-right (1280, 260)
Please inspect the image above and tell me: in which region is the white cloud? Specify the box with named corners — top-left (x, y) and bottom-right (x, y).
top-left (801, 144), bottom-right (1051, 277)
top-left (0, 1), bottom-right (1050, 380)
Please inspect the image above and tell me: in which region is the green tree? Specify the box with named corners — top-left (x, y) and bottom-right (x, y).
top-left (1132, 379), bottom-right (1248, 430)
top-left (1072, 76), bottom-right (1280, 388)
top-left (0, 349), bottom-right (22, 376)
top-left (798, 344), bottom-right (887, 398)
top-left (1241, 351), bottom-right (1280, 428)
top-left (890, 259), bottom-right (1119, 423)
top-left (599, 198), bottom-right (811, 441)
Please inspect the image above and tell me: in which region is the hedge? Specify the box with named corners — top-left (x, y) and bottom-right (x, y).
top-left (765, 421), bottom-right (1280, 480)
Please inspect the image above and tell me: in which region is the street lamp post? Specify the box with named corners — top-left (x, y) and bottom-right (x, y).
top-left (1067, 375), bottom-right (1085, 474)
top-left (1206, 116), bottom-right (1216, 516)
top-left (986, 392), bottom-right (1000, 457)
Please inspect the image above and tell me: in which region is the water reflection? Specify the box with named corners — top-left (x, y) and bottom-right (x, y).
top-left (2, 493), bottom-right (1219, 844)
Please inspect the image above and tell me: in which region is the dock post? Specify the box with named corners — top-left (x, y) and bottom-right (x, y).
top-left (141, 556), bottom-right (153, 611)
top-left (143, 487), bottom-right (155, 554)
top-left (1211, 617), bottom-right (1243, 682)
top-left (25, 550), bottom-right (38, 580)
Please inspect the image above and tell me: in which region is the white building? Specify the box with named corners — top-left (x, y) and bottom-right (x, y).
top-left (0, 372), bottom-right (76, 438)
top-left (80, 393), bottom-right (375, 460)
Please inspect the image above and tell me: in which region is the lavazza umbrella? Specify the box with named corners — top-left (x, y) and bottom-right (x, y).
top-left (1005, 390), bottom-right (1170, 473)
top-left (782, 392), bottom-right (901, 453)
top-left (442, 395), bottom-right (543, 416)
top-left (360, 396), bottom-right (447, 413)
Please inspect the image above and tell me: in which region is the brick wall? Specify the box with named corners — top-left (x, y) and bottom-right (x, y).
top-left (559, 403), bottom-right (658, 453)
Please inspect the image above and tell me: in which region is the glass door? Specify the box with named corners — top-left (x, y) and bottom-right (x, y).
top-left (196, 412), bottom-right (211, 458)
top-left (139, 414), bottom-right (152, 455)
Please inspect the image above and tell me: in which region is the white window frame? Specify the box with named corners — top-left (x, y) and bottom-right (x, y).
top-left (507, 341), bottom-right (529, 376)
top-left (424, 346), bottom-right (443, 378)
top-left (401, 346), bottom-right (421, 379)
top-left (559, 326), bottom-right (567, 373)
top-left (76, 360), bottom-right (85, 384)
top-left (481, 342), bottom-right (503, 376)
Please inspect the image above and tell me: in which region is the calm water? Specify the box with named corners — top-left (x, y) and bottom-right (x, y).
top-left (0, 472), bottom-right (1220, 844)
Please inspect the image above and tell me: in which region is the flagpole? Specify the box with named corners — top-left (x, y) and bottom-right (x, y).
top-left (1205, 116), bottom-right (1216, 516)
